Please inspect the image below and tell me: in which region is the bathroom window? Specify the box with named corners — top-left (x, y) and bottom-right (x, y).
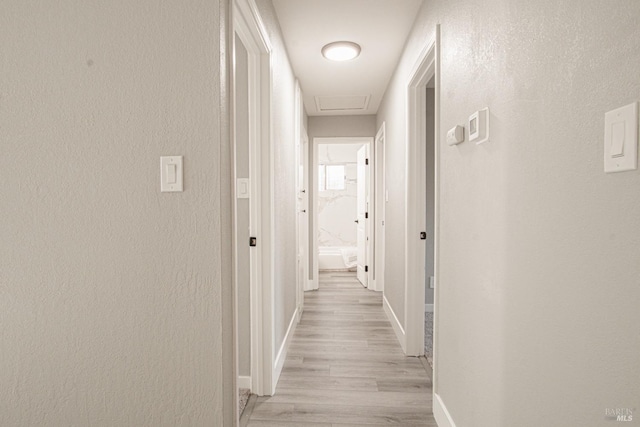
top-left (318, 164), bottom-right (345, 191)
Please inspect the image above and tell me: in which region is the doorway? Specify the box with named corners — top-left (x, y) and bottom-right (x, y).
top-left (232, 0), bottom-right (276, 404)
top-left (295, 80), bottom-right (309, 319)
top-left (424, 80), bottom-right (436, 366)
top-left (405, 28), bottom-right (439, 360)
top-left (374, 123), bottom-right (386, 294)
top-left (312, 137), bottom-right (375, 290)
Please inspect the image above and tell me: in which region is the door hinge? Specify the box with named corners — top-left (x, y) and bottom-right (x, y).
top-left (249, 236), bottom-right (257, 247)
top-left (365, 265), bottom-right (369, 272)
top-left (420, 232), bottom-right (427, 240)
top-left (365, 158), bottom-right (369, 165)
top-left (365, 212), bottom-right (368, 219)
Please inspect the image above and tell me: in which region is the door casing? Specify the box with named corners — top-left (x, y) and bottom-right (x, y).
top-left (294, 80), bottom-right (309, 320)
top-left (404, 27), bottom-right (440, 364)
top-left (312, 137), bottom-right (375, 290)
top-left (356, 144), bottom-right (370, 287)
top-left (232, 0), bottom-right (276, 400)
top-left (374, 123), bottom-right (386, 293)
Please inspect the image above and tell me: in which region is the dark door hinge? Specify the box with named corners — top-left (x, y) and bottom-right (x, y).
top-left (249, 237), bottom-right (257, 247)
top-left (365, 212), bottom-right (368, 219)
top-left (365, 265), bottom-right (369, 272)
top-left (420, 232), bottom-right (427, 240)
top-left (365, 158), bottom-right (369, 165)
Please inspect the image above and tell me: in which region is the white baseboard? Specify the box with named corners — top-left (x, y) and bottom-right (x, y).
top-left (434, 393), bottom-right (457, 427)
top-left (273, 307), bottom-right (298, 390)
top-left (305, 279), bottom-right (317, 292)
top-left (238, 376), bottom-right (251, 390)
top-left (383, 295), bottom-right (406, 352)
top-left (425, 303), bottom-right (434, 313)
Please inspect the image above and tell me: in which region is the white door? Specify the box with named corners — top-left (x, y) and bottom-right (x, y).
top-left (356, 145), bottom-right (368, 287)
top-left (296, 133), bottom-right (308, 316)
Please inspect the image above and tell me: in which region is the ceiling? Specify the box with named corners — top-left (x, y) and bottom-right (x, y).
top-left (272, 0), bottom-right (424, 116)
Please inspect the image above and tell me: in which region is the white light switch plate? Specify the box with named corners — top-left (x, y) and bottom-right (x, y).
top-left (604, 102), bottom-right (638, 173)
top-left (161, 156), bottom-right (183, 192)
top-left (469, 108), bottom-right (490, 145)
top-left (237, 178), bottom-right (249, 199)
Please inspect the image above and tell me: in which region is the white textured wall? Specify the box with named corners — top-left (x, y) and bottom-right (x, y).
top-left (308, 115), bottom-right (377, 139)
top-left (378, 1), bottom-right (640, 426)
top-left (317, 144), bottom-right (362, 248)
top-left (254, 0), bottom-right (298, 355)
top-left (0, 1), bottom-right (226, 425)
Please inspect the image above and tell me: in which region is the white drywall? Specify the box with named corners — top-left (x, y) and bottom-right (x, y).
top-left (377, 1), bottom-right (640, 426)
top-left (0, 0), bottom-right (227, 425)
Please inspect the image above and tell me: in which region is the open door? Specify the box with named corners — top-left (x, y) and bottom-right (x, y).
top-left (296, 131), bottom-right (308, 318)
top-left (356, 145), bottom-right (369, 287)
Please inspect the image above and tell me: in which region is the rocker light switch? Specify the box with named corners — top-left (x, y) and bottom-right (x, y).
top-left (237, 178), bottom-right (249, 199)
top-left (161, 156), bottom-right (183, 192)
top-left (604, 102), bottom-right (638, 173)
top-left (166, 164), bottom-right (177, 184)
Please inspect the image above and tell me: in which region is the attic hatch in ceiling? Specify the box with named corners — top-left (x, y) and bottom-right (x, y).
top-left (314, 95), bottom-right (371, 112)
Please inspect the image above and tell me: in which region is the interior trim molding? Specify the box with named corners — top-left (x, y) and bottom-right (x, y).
top-left (311, 136), bottom-right (375, 292)
top-left (233, 0), bottom-right (275, 398)
top-left (373, 122), bottom-right (386, 293)
top-left (237, 376), bottom-right (252, 390)
top-left (273, 307), bottom-right (299, 390)
top-left (404, 25), bottom-right (440, 358)
top-left (383, 295), bottom-right (406, 352)
top-left (433, 393), bottom-right (457, 427)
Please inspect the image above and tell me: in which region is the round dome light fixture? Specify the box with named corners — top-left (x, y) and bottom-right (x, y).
top-left (321, 41), bottom-right (361, 61)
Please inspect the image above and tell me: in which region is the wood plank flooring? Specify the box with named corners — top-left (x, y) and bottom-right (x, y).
top-left (245, 272), bottom-right (436, 426)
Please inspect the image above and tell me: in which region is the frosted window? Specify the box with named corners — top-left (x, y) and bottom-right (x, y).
top-left (325, 165), bottom-right (345, 190)
top-left (318, 164), bottom-right (345, 191)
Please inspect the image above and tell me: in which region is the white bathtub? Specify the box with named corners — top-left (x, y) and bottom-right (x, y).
top-left (318, 246), bottom-right (357, 271)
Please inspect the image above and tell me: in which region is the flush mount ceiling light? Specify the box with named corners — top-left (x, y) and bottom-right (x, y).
top-left (321, 41), bottom-right (361, 61)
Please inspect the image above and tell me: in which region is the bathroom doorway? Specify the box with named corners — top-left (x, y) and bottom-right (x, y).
top-left (312, 137), bottom-right (374, 288)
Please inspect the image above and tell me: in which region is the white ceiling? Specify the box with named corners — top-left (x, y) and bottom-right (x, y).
top-left (272, 0), bottom-right (424, 116)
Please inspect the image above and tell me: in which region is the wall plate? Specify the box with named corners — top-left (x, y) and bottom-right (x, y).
top-left (160, 156), bottom-right (183, 192)
top-left (237, 178), bottom-right (250, 198)
top-left (604, 102), bottom-right (638, 173)
top-left (469, 108), bottom-right (490, 144)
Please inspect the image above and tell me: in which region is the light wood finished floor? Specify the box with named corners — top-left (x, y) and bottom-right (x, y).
top-left (244, 272), bottom-right (436, 426)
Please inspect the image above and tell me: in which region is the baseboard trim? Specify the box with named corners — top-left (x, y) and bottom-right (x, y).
top-left (434, 393), bottom-right (457, 427)
top-left (273, 307), bottom-right (298, 390)
top-left (305, 279), bottom-right (317, 292)
top-left (383, 295), bottom-right (406, 351)
top-left (238, 375), bottom-right (251, 390)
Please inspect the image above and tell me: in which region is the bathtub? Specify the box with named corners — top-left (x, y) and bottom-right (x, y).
top-left (318, 246), bottom-right (357, 271)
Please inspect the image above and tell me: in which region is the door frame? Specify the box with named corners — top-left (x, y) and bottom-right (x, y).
top-left (232, 0), bottom-right (276, 398)
top-left (355, 143), bottom-right (370, 287)
top-left (294, 79), bottom-right (308, 321)
top-left (373, 123), bottom-right (386, 293)
top-left (404, 27), bottom-right (440, 358)
top-left (312, 137), bottom-right (375, 289)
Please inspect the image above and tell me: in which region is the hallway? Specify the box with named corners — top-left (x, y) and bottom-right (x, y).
top-left (243, 272), bottom-right (435, 426)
